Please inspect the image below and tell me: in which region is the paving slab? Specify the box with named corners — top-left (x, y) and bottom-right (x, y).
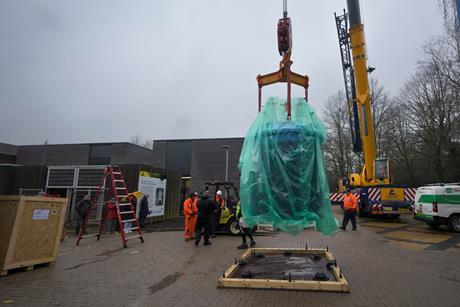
top-left (0, 212), bottom-right (460, 307)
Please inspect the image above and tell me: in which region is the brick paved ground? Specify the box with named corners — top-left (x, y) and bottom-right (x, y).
top-left (359, 213), bottom-right (460, 251)
top-left (1, 210), bottom-right (460, 307)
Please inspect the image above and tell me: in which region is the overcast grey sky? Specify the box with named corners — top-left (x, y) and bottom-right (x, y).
top-left (0, 0), bottom-right (444, 145)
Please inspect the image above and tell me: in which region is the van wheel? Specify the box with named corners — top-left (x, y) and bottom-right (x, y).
top-left (427, 222), bottom-right (440, 230)
top-left (228, 218), bottom-right (241, 236)
top-left (448, 215), bottom-right (460, 233)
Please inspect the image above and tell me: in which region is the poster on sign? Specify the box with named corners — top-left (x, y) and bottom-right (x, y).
top-left (137, 171), bottom-right (167, 217)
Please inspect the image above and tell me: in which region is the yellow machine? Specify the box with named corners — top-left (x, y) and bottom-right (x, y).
top-left (337, 0), bottom-right (390, 187)
top-left (334, 0), bottom-right (413, 216)
top-left (204, 181), bottom-right (242, 235)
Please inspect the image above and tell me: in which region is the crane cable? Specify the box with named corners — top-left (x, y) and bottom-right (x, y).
top-left (283, 0), bottom-right (288, 17)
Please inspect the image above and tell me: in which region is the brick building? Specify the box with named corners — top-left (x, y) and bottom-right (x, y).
top-left (0, 142), bottom-right (181, 224)
top-left (152, 137), bottom-right (244, 194)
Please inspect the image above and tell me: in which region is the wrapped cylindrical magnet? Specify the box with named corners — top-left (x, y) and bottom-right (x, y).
top-left (239, 97), bottom-right (339, 235)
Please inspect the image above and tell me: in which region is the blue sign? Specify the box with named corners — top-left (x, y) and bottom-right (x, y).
top-left (32, 209), bottom-right (50, 220)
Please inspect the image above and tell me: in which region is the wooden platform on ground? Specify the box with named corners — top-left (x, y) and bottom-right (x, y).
top-left (218, 247), bottom-right (349, 292)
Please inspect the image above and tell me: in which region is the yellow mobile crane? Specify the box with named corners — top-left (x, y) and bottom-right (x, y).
top-left (333, 0), bottom-right (416, 216)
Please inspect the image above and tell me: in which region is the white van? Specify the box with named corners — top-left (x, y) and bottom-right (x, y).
top-left (414, 183), bottom-right (460, 232)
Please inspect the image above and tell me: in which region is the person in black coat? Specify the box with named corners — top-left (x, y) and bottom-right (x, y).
top-left (139, 195), bottom-right (151, 228)
top-left (75, 195), bottom-right (92, 235)
top-left (195, 191), bottom-right (217, 246)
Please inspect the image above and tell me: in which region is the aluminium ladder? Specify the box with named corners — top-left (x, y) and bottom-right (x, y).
top-left (76, 165), bottom-right (144, 248)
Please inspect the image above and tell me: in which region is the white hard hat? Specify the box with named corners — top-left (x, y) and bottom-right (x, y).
top-left (216, 190), bottom-right (223, 196)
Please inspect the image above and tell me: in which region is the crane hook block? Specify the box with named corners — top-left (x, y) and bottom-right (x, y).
top-left (277, 17), bottom-right (292, 55)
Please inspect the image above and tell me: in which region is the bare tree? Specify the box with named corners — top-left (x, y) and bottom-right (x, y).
top-left (422, 36), bottom-right (460, 93)
top-left (130, 135), bottom-right (154, 150)
top-left (424, 4), bottom-right (460, 143)
top-left (142, 139), bottom-right (153, 150)
top-left (370, 78), bottom-right (395, 159)
top-left (428, 1), bottom-right (460, 92)
top-left (130, 134), bottom-right (142, 146)
top-left (401, 61), bottom-right (459, 182)
top-left (394, 1), bottom-right (460, 182)
top-left (387, 105), bottom-right (420, 185)
top-left (381, 3), bottom-right (460, 184)
top-left (323, 91), bottom-right (361, 188)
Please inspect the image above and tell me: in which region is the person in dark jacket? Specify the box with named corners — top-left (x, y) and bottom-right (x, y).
top-left (236, 201), bottom-right (256, 249)
top-left (195, 191), bottom-right (217, 246)
top-left (211, 190), bottom-right (225, 237)
top-left (75, 195), bottom-right (92, 235)
top-left (139, 195), bottom-right (151, 228)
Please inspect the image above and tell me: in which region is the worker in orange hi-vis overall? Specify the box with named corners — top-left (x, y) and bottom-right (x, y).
top-left (183, 192), bottom-right (198, 241)
top-left (340, 189), bottom-right (358, 231)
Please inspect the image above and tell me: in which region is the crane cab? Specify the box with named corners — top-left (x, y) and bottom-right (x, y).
top-left (347, 158), bottom-right (391, 188)
top-left (374, 158), bottom-right (390, 184)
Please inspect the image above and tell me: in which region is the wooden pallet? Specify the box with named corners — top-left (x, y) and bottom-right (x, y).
top-left (218, 247), bottom-right (349, 292)
top-left (1, 261), bottom-right (55, 276)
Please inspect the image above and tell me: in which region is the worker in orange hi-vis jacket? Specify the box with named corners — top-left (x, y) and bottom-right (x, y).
top-left (183, 192), bottom-right (198, 241)
top-left (340, 189), bottom-right (358, 231)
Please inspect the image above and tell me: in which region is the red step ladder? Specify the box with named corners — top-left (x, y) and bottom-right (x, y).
top-left (76, 165), bottom-right (144, 248)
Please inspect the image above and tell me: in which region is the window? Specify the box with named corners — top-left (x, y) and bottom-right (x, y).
top-left (88, 145), bottom-right (112, 165)
top-left (77, 168), bottom-right (106, 187)
top-left (47, 168), bottom-right (76, 187)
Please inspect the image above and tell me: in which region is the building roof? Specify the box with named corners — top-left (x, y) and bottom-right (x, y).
top-left (14, 142), bottom-right (152, 151)
top-left (0, 143), bottom-right (18, 156)
top-left (153, 137), bottom-right (244, 143)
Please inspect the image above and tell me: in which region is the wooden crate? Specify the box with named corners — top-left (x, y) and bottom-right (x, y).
top-left (0, 196), bottom-right (68, 276)
top-left (218, 247), bottom-right (349, 292)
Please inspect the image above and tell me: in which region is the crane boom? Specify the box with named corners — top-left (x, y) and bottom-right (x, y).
top-left (335, 0), bottom-right (390, 187)
top-left (332, 1), bottom-right (414, 218)
top-left (347, 0), bottom-right (377, 184)
top-left (335, 10), bottom-right (362, 153)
